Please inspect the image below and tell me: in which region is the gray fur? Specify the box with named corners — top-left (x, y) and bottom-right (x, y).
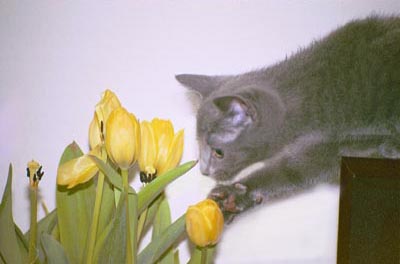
top-left (176, 16), bottom-right (400, 222)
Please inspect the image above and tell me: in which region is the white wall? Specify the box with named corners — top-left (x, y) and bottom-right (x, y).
top-left (1, 1), bottom-right (399, 263)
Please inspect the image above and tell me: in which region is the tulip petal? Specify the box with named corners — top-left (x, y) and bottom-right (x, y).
top-left (154, 135), bottom-right (172, 174)
top-left (186, 206), bottom-right (209, 247)
top-left (202, 200), bottom-right (224, 243)
top-left (151, 118), bottom-right (174, 142)
top-left (57, 154), bottom-right (99, 189)
top-left (152, 119), bottom-right (173, 171)
top-left (95, 90), bottom-right (121, 126)
top-left (88, 114), bottom-right (102, 150)
top-left (158, 129), bottom-right (184, 176)
top-left (131, 113), bottom-right (141, 162)
top-left (139, 121), bottom-right (157, 174)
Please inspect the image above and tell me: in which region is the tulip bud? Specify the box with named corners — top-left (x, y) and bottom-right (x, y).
top-left (186, 199), bottom-right (224, 247)
top-left (105, 107), bottom-right (140, 170)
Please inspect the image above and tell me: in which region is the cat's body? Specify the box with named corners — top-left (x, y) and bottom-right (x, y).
top-left (176, 16), bottom-right (400, 222)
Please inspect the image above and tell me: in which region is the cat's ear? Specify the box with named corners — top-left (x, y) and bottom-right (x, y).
top-left (214, 96), bottom-right (255, 128)
top-left (175, 74), bottom-right (228, 98)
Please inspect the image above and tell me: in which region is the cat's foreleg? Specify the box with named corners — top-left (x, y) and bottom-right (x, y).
top-left (209, 133), bottom-right (343, 223)
top-left (210, 132), bottom-right (400, 223)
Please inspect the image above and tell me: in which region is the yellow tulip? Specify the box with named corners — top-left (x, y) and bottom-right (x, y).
top-left (89, 89), bottom-right (122, 149)
top-left (105, 107), bottom-right (140, 170)
top-left (138, 118), bottom-right (184, 183)
top-left (95, 89), bottom-right (121, 126)
top-left (57, 146), bottom-right (101, 189)
top-left (186, 199), bottom-right (224, 247)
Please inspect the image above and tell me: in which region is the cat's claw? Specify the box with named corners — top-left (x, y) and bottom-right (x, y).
top-left (208, 188), bottom-right (227, 200)
top-left (233, 182), bottom-right (247, 194)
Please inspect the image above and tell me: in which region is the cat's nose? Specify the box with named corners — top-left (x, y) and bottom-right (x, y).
top-left (199, 160), bottom-right (211, 176)
top-left (199, 146), bottom-right (213, 176)
top-left (200, 166), bottom-right (210, 176)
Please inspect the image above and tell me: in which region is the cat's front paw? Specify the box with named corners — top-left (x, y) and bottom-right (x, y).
top-left (208, 183), bottom-right (263, 224)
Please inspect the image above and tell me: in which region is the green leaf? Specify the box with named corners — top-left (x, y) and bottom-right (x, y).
top-left (91, 158), bottom-right (197, 214)
top-left (128, 191), bottom-right (138, 263)
top-left (40, 233), bottom-right (69, 264)
top-left (138, 214), bottom-right (186, 264)
top-left (89, 156), bottom-right (136, 194)
top-left (152, 196), bottom-right (171, 240)
top-left (0, 164), bottom-right (28, 264)
top-left (14, 224), bottom-right (29, 262)
top-left (59, 141), bottom-right (84, 165)
top-left (95, 191), bottom-right (128, 263)
top-left (51, 223), bottom-right (60, 241)
top-left (114, 187), bottom-right (121, 207)
top-left (56, 142), bottom-right (96, 263)
top-left (143, 194), bottom-right (162, 231)
top-left (152, 196), bottom-right (174, 264)
top-left (89, 156), bottom-right (122, 192)
top-left (174, 250), bottom-right (180, 264)
top-left (138, 161), bottom-right (197, 214)
top-left (92, 214), bottom-right (116, 263)
top-left (137, 194), bottom-right (162, 243)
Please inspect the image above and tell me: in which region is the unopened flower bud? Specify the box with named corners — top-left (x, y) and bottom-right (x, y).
top-left (186, 199), bottom-right (224, 247)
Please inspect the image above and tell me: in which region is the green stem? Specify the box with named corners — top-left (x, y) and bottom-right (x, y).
top-left (137, 207), bottom-right (148, 243)
top-left (86, 148), bottom-right (107, 264)
top-left (28, 186), bottom-right (38, 264)
top-left (122, 169), bottom-right (133, 264)
top-left (201, 247), bottom-right (208, 264)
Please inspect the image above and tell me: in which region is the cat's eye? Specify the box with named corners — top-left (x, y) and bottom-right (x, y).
top-left (212, 148), bottom-right (224, 159)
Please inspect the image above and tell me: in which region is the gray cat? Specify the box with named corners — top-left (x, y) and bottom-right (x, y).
top-left (176, 16), bottom-right (400, 223)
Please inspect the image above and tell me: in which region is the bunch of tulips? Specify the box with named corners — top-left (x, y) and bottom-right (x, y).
top-left (0, 90), bottom-right (223, 264)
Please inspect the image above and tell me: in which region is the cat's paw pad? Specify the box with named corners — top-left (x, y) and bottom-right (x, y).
top-left (208, 183), bottom-right (259, 224)
top-left (223, 193), bottom-right (244, 213)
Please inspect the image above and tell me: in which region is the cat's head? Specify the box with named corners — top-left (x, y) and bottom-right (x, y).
top-left (176, 73), bottom-right (285, 183)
